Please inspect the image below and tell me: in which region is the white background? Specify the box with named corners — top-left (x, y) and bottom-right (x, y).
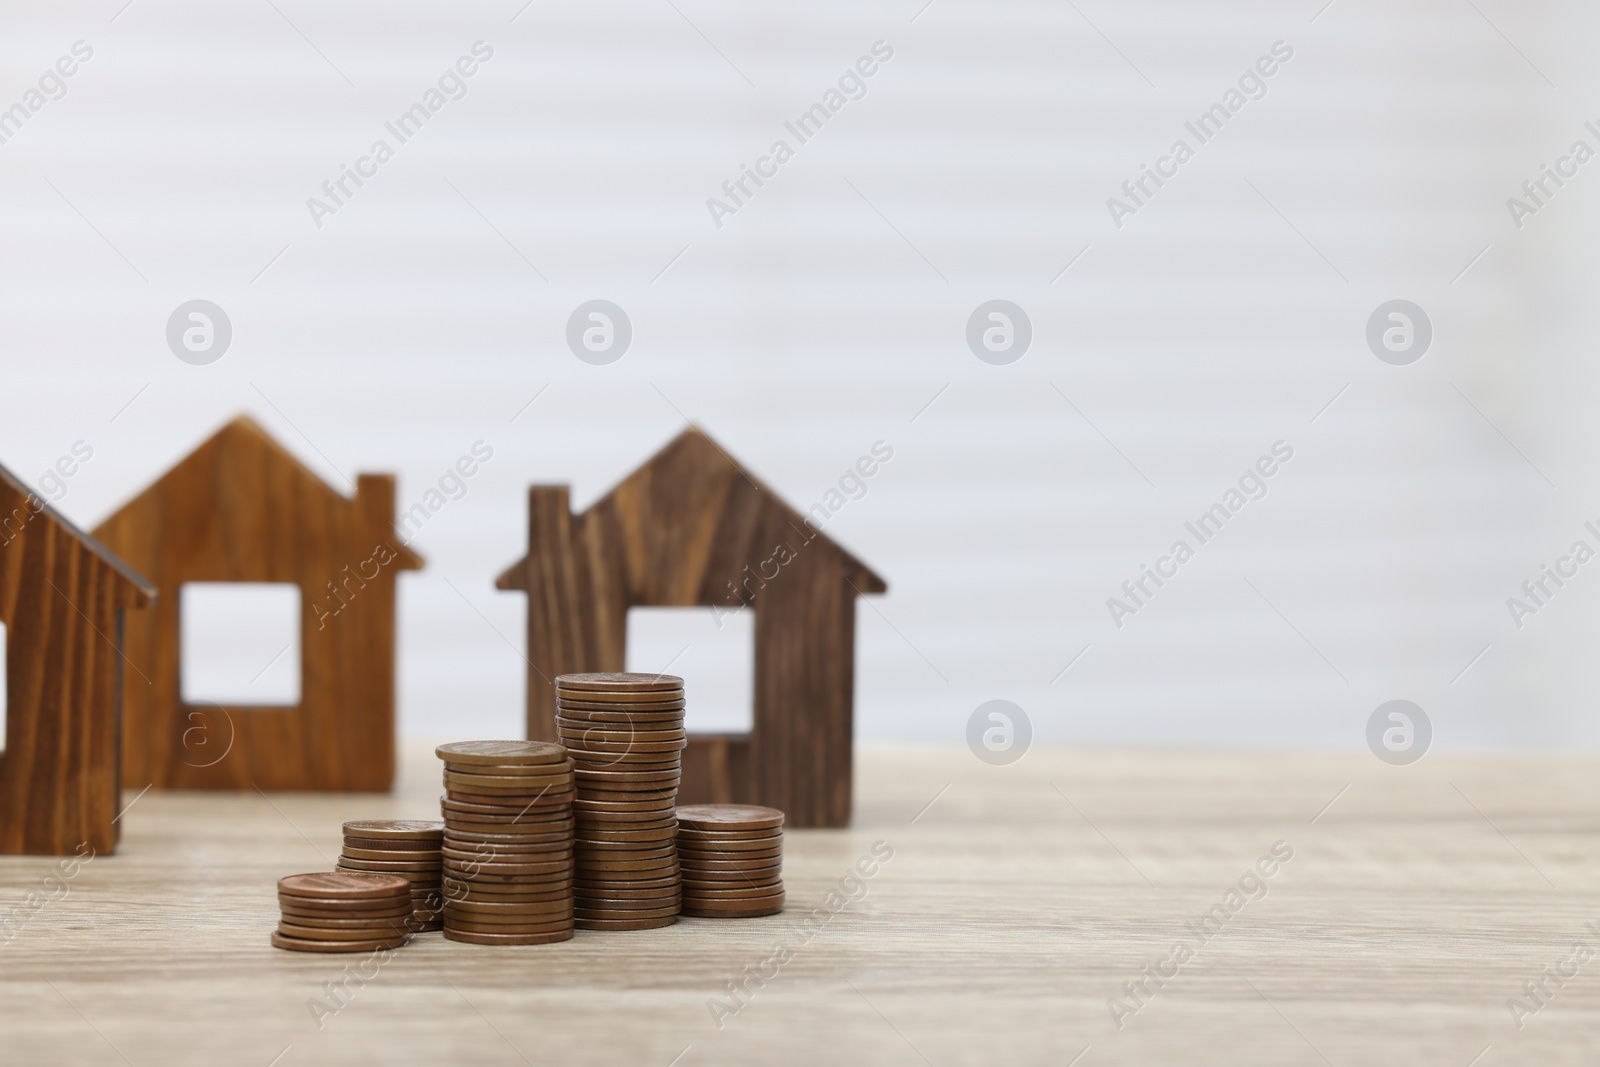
top-left (1, 0), bottom-right (1596, 750)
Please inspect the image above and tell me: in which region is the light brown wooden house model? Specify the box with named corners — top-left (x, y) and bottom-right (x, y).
top-left (495, 428), bottom-right (886, 827)
top-left (0, 462), bottom-right (154, 854)
top-left (92, 416), bottom-right (422, 791)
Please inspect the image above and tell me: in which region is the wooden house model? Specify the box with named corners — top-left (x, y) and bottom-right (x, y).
top-left (0, 461), bottom-right (154, 854)
top-left (92, 416), bottom-right (422, 791)
top-left (496, 428), bottom-right (886, 827)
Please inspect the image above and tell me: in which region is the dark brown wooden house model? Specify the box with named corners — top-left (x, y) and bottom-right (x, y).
top-left (92, 416), bottom-right (422, 792)
top-left (495, 428), bottom-right (886, 827)
top-left (0, 461), bottom-right (154, 855)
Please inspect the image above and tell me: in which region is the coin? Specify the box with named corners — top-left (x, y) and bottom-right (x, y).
top-left (556, 672), bottom-right (683, 692)
top-left (680, 883), bottom-right (785, 900)
top-left (574, 915), bottom-right (678, 931)
top-left (339, 846), bottom-right (441, 863)
top-left (342, 819), bottom-right (446, 841)
top-left (678, 847), bottom-right (782, 863)
top-left (443, 927), bottom-right (574, 946)
top-left (336, 857), bottom-right (441, 874)
top-left (575, 905), bottom-right (680, 920)
top-left (556, 699), bottom-right (685, 713)
top-left (279, 902), bottom-right (412, 921)
top-left (278, 920), bottom-right (410, 941)
top-left (681, 898), bottom-right (785, 918)
top-left (278, 872), bottom-right (410, 900)
top-left (445, 898), bottom-right (573, 917)
top-left (272, 931), bottom-right (409, 953)
top-left (675, 805), bottom-right (784, 832)
top-left (435, 740), bottom-right (570, 767)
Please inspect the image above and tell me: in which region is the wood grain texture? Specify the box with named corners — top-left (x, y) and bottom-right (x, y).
top-left (91, 416), bottom-right (422, 792)
top-left (496, 429), bottom-right (886, 828)
top-left (0, 463), bottom-right (153, 856)
top-left (1, 744), bottom-right (1597, 1066)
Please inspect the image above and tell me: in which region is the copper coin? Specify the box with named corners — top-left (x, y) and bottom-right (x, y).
top-left (574, 915), bottom-right (678, 931)
top-left (575, 906), bottom-right (680, 921)
top-left (679, 848), bottom-right (783, 864)
top-left (675, 836), bottom-right (780, 853)
top-left (279, 903), bottom-right (412, 922)
top-left (680, 871), bottom-right (781, 887)
top-left (571, 882), bottom-right (680, 900)
top-left (442, 848), bottom-right (573, 867)
top-left (441, 822), bottom-right (572, 838)
top-left (444, 880), bottom-right (573, 900)
top-left (335, 860), bottom-right (440, 877)
top-left (681, 895), bottom-right (787, 915)
top-left (342, 819), bottom-right (445, 841)
top-left (443, 912), bottom-right (575, 932)
top-left (334, 854), bottom-right (441, 871)
top-left (574, 765), bottom-right (680, 782)
top-left (576, 824), bottom-right (677, 842)
top-left (342, 836), bottom-right (445, 854)
top-left (444, 833), bottom-right (573, 851)
top-left (444, 858), bottom-right (573, 877)
top-left (441, 794), bottom-right (574, 815)
top-left (569, 757), bottom-right (683, 773)
top-left (682, 883), bottom-right (784, 900)
top-left (443, 927), bottom-right (574, 946)
top-left (676, 859), bottom-right (781, 875)
top-left (576, 844), bottom-right (675, 863)
top-left (444, 890), bottom-right (573, 907)
top-left (443, 881), bottom-right (573, 898)
top-left (278, 872), bottom-right (410, 901)
top-left (441, 823), bottom-right (571, 841)
top-left (271, 931), bottom-right (408, 953)
top-left (443, 763), bottom-right (574, 782)
top-left (682, 899), bottom-right (785, 917)
top-left (676, 825), bottom-right (782, 840)
top-left (574, 797), bottom-right (676, 813)
top-left (574, 894), bottom-right (680, 909)
top-left (442, 838), bottom-right (573, 856)
top-left (556, 672), bottom-right (683, 692)
top-left (444, 771), bottom-right (574, 793)
top-left (560, 731), bottom-right (686, 748)
top-left (278, 920), bottom-right (410, 941)
top-left (679, 863), bottom-right (781, 879)
top-left (339, 846), bottom-right (442, 863)
top-left (441, 865), bottom-right (570, 884)
top-left (446, 789), bottom-right (577, 808)
top-left (560, 697), bottom-right (684, 713)
top-left (446, 897), bottom-right (573, 916)
top-left (675, 805), bottom-right (785, 832)
top-left (576, 858), bottom-right (676, 873)
top-left (435, 740), bottom-right (570, 767)
top-left (576, 871), bottom-right (680, 890)
top-left (575, 808), bottom-right (676, 824)
top-left (675, 825), bottom-right (780, 844)
top-left (556, 713), bottom-right (686, 729)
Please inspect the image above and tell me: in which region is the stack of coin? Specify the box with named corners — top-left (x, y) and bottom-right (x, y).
top-left (338, 820), bottom-right (445, 932)
top-left (436, 740), bottom-right (576, 946)
top-left (677, 805), bottom-right (786, 917)
top-left (557, 673), bottom-right (687, 931)
top-left (272, 872), bottom-right (412, 952)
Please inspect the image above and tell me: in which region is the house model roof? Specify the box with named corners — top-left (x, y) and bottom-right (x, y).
top-left (496, 427), bottom-right (886, 595)
top-left (0, 461), bottom-right (155, 605)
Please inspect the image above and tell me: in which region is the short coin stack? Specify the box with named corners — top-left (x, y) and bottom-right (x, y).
top-left (273, 872), bottom-right (413, 952)
top-left (437, 740), bottom-right (577, 946)
top-left (557, 673), bottom-right (687, 931)
top-left (677, 805), bottom-right (786, 917)
top-left (338, 820), bottom-right (444, 932)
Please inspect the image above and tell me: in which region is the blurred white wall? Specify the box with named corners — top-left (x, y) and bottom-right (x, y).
top-left (0, 0), bottom-right (1595, 750)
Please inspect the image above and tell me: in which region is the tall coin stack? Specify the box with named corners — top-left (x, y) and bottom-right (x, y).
top-left (676, 805), bottom-right (786, 917)
top-left (273, 872), bottom-right (412, 952)
top-left (338, 820), bottom-right (444, 932)
top-left (436, 741), bottom-right (577, 946)
top-left (557, 673), bottom-right (687, 931)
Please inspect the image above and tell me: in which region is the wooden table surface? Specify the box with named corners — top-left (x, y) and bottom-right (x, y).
top-left (2, 743), bottom-right (1596, 1066)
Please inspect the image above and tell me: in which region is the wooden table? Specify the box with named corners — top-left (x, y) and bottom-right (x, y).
top-left (1, 744), bottom-right (1595, 1065)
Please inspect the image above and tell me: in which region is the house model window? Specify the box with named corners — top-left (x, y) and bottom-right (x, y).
top-left (625, 606), bottom-right (754, 733)
top-left (180, 583), bottom-right (302, 706)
